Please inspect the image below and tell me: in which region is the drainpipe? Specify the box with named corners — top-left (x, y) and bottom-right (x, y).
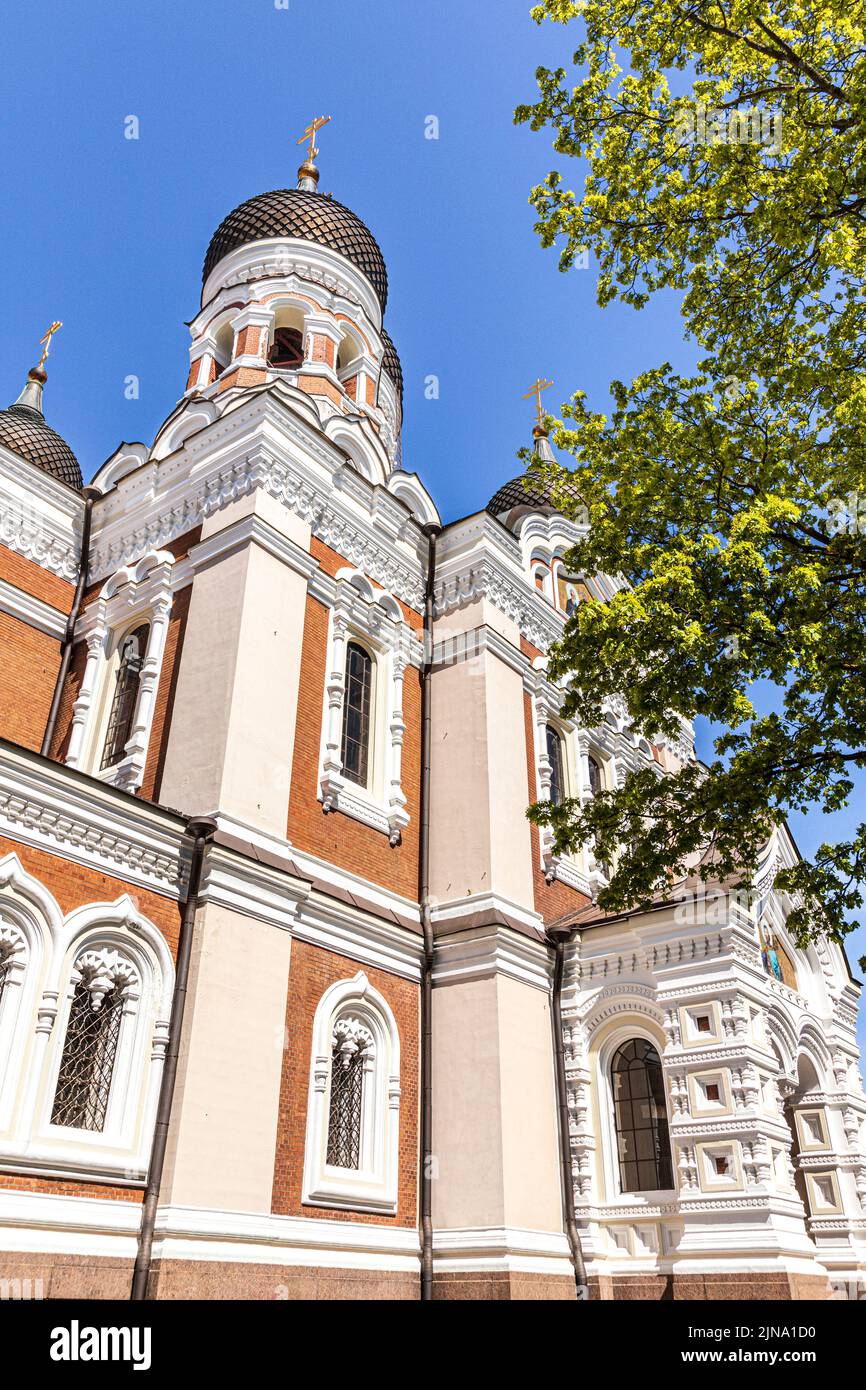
top-left (41, 487), bottom-right (99, 758)
top-left (131, 815), bottom-right (217, 1301)
top-left (548, 925), bottom-right (589, 1298)
top-left (418, 521), bottom-right (441, 1302)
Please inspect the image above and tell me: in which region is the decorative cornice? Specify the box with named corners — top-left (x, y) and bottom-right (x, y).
top-left (0, 742), bottom-right (185, 899)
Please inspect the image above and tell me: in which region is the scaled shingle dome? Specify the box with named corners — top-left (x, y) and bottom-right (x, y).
top-left (380, 327), bottom-right (402, 402)
top-left (0, 391), bottom-right (82, 492)
top-left (486, 474), bottom-right (562, 517)
top-left (202, 188), bottom-right (388, 311)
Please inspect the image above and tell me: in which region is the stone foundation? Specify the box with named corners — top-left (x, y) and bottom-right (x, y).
top-left (432, 1270), bottom-right (577, 1300)
top-left (589, 1271), bottom-right (832, 1301)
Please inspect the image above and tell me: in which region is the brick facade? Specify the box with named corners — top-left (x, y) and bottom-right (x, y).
top-left (271, 939), bottom-right (419, 1227)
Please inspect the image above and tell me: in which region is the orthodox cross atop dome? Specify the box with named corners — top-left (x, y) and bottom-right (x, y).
top-left (38, 320), bottom-right (63, 370)
top-left (296, 114), bottom-right (331, 190)
top-left (522, 376), bottom-right (554, 437)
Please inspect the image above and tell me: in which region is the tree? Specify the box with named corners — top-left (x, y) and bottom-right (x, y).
top-left (514, 1), bottom-right (866, 948)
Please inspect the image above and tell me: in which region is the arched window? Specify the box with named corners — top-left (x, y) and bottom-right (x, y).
top-left (546, 725), bottom-right (566, 806)
top-left (302, 971), bottom-right (402, 1213)
top-left (268, 326), bottom-right (304, 368)
top-left (51, 976), bottom-right (125, 1132)
top-left (326, 1017), bottom-right (375, 1170)
top-left (587, 754), bottom-right (603, 795)
top-left (100, 624), bottom-right (149, 771)
top-left (611, 1038), bottom-right (673, 1193)
top-left (341, 642), bottom-right (373, 788)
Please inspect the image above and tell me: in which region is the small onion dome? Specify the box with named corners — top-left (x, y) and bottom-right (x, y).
top-left (202, 187), bottom-right (388, 311)
top-left (0, 368), bottom-right (82, 491)
top-left (380, 327), bottom-right (403, 403)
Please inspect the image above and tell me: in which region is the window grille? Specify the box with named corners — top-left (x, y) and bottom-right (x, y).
top-left (51, 979), bottom-right (124, 1131)
top-left (611, 1038), bottom-right (673, 1193)
top-left (326, 1031), bottom-right (368, 1169)
top-left (341, 642), bottom-right (372, 787)
top-left (100, 624), bottom-right (149, 770)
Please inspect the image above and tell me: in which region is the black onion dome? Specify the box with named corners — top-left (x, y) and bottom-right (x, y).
top-left (202, 188), bottom-right (388, 310)
top-left (487, 474), bottom-right (561, 517)
top-left (380, 328), bottom-right (402, 402)
top-left (0, 402), bottom-right (82, 491)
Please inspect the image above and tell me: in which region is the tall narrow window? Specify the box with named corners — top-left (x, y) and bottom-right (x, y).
top-left (611, 1038), bottom-right (673, 1193)
top-left (341, 642), bottom-right (372, 787)
top-left (0, 946), bottom-right (11, 1010)
top-left (51, 979), bottom-right (124, 1132)
top-left (100, 624), bottom-right (149, 771)
top-left (587, 754), bottom-right (603, 795)
top-left (326, 1022), bottom-right (371, 1169)
top-left (546, 725), bottom-right (566, 806)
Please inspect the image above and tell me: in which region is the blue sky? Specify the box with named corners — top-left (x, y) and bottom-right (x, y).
top-left (2, 0), bottom-right (863, 1024)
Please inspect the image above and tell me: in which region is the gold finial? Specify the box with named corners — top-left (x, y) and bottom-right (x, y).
top-left (522, 376), bottom-right (554, 432)
top-left (296, 114), bottom-right (331, 166)
top-left (38, 321), bottom-right (63, 370)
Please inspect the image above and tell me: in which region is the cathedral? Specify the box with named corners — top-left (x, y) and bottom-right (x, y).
top-left (0, 128), bottom-right (864, 1302)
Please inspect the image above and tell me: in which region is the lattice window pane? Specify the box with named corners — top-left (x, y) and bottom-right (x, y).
top-left (340, 641), bottom-right (372, 787)
top-left (326, 1038), bottom-right (365, 1169)
top-left (611, 1038), bottom-right (673, 1192)
top-left (100, 624), bottom-right (149, 771)
top-left (51, 980), bottom-right (124, 1132)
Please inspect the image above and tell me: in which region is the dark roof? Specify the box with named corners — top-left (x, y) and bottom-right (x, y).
top-left (380, 328), bottom-right (402, 402)
top-left (486, 474), bottom-right (559, 517)
top-left (487, 469), bottom-right (583, 521)
top-left (0, 403), bottom-right (82, 491)
top-left (202, 188), bottom-right (388, 310)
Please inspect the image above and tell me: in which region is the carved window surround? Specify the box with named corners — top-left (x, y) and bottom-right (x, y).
top-left (318, 570), bottom-right (414, 845)
top-left (65, 550), bottom-right (175, 793)
top-left (0, 854), bottom-right (173, 1182)
top-left (301, 972), bottom-right (401, 1214)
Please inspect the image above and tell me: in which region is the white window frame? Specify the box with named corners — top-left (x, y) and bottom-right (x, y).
top-left (301, 971), bottom-right (401, 1214)
top-left (594, 1023), bottom-right (677, 1203)
top-left (0, 854), bottom-right (173, 1183)
top-left (65, 549), bottom-right (175, 793)
top-left (318, 570), bottom-right (414, 844)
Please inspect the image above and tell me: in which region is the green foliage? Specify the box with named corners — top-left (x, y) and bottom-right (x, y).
top-left (515, 1), bottom-right (866, 944)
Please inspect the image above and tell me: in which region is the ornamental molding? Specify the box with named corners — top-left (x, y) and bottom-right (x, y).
top-left (0, 742), bottom-right (186, 899)
top-left (90, 447), bottom-right (426, 612)
top-left (0, 474), bottom-right (81, 582)
top-left (434, 556), bottom-right (562, 652)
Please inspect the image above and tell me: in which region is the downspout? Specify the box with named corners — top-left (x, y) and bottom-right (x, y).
top-left (41, 486), bottom-right (99, 758)
top-left (418, 521), bottom-right (441, 1302)
top-left (131, 814), bottom-right (217, 1301)
top-left (548, 925), bottom-right (589, 1298)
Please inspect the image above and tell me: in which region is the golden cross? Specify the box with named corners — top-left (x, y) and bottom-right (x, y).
top-left (296, 114), bottom-right (331, 165)
top-left (38, 321), bottom-right (63, 369)
top-left (522, 376), bottom-right (554, 429)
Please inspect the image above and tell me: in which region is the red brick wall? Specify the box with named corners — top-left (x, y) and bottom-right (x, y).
top-left (271, 940), bottom-right (419, 1226)
top-left (0, 546), bottom-right (74, 752)
top-left (0, 1174), bottom-right (142, 1203)
top-left (287, 591), bottom-right (421, 900)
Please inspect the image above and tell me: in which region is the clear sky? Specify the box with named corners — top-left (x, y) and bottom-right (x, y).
top-left (2, 0), bottom-right (863, 1034)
